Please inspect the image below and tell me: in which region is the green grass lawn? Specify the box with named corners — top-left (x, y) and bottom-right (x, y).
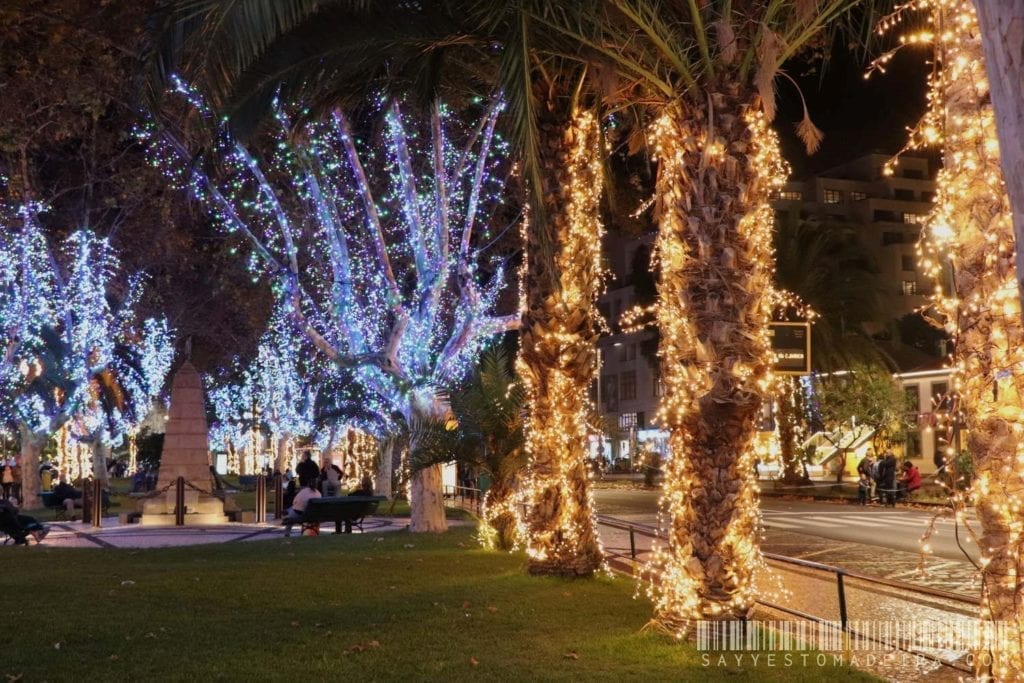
top-left (0, 527), bottom-right (875, 682)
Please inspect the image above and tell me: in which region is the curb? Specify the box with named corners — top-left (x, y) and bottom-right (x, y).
top-left (760, 490), bottom-right (954, 509)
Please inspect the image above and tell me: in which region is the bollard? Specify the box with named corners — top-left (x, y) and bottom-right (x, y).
top-left (629, 526), bottom-right (637, 560)
top-left (255, 474), bottom-right (266, 524)
top-left (175, 476), bottom-right (185, 526)
top-left (91, 479), bottom-right (103, 528)
top-left (273, 474), bottom-right (283, 520)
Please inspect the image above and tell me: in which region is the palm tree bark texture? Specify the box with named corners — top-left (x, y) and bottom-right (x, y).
top-left (920, 1), bottom-right (1024, 677)
top-left (518, 108), bottom-right (604, 577)
top-left (647, 85), bottom-right (785, 629)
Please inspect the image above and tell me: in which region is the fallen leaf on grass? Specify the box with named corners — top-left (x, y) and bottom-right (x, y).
top-left (144, 633), bottom-right (157, 639)
top-left (462, 601), bottom-right (472, 609)
top-left (109, 655), bottom-right (119, 661)
top-left (53, 643), bottom-right (61, 650)
top-left (469, 657), bottom-right (479, 666)
top-left (290, 621), bottom-right (300, 627)
top-left (120, 580), bottom-right (135, 587)
top-left (562, 591), bottom-right (572, 597)
top-left (564, 651), bottom-right (579, 660)
top-left (5, 673), bottom-right (23, 682)
top-left (487, 606), bottom-right (498, 613)
top-left (403, 543), bottom-right (415, 549)
top-left (342, 640), bottom-right (381, 655)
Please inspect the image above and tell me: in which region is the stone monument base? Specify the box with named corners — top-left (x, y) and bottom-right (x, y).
top-left (139, 489), bottom-right (230, 526)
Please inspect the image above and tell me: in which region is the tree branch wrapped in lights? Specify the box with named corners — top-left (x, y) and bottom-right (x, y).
top-left (144, 85), bottom-right (517, 532)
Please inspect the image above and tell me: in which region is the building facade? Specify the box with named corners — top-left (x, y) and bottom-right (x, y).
top-left (593, 153), bottom-right (947, 474)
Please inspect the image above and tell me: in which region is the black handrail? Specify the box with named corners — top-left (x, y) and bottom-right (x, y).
top-left (594, 514), bottom-right (976, 673)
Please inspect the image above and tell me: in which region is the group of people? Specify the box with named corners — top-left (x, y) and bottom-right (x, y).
top-left (282, 452), bottom-right (374, 535)
top-left (2, 456), bottom-right (22, 504)
top-left (857, 449), bottom-right (922, 506)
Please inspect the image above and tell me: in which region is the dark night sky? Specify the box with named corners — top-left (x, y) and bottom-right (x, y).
top-left (775, 44), bottom-right (932, 177)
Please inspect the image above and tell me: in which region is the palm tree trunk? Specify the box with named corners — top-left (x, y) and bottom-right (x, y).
top-left (482, 477), bottom-right (520, 551)
top-left (930, 3), bottom-right (1024, 677)
top-left (518, 108), bottom-right (604, 577)
top-left (973, 0), bottom-right (1024, 315)
top-left (777, 378), bottom-right (809, 485)
top-left (649, 87), bottom-right (784, 629)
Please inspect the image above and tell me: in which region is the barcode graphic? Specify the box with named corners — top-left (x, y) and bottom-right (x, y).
top-left (696, 620), bottom-right (1008, 652)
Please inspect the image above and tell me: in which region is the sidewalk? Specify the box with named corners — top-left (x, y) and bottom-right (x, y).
top-left (23, 515), bottom-right (406, 549)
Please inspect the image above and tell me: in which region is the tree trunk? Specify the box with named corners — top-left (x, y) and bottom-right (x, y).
top-left (649, 88), bottom-right (784, 630)
top-left (406, 395), bottom-right (450, 533)
top-left (482, 477), bottom-right (520, 551)
top-left (973, 1), bottom-right (1024, 315)
top-left (91, 440), bottom-right (109, 485)
top-left (409, 463), bottom-right (446, 533)
top-left (375, 437), bottom-right (394, 499)
top-left (275, 433), bottom-right (292, 474)
top-left (517, 108), bottom-right (604, 577)
top-left (928, 3), bottom-right (1024, 678)
top-left (777, 378), bottom-right (809, 485)
top-left (18, 424), bottom-right (43, 509)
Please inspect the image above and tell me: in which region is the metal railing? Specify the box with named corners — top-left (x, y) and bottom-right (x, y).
top-left (595, 514), bottom-right (977, 673)
top-left (442, 485), bottom-right (483, 515)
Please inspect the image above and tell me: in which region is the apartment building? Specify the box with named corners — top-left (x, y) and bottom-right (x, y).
top-left (593, 152), bottom-right (945, 472)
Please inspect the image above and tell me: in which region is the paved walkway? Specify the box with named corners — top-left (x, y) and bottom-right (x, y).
top-left (21, 516), bottom-right (406, 549)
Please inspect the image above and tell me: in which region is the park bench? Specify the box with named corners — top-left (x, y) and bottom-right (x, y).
top-left (41, 490), bottom-right (110, 520)
top-left (284, 496), bottom-right (386, 536)
top-left (40, 491), bottom-right (67, 519)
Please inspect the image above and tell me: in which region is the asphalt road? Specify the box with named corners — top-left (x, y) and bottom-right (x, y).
top-left (592, 488), bottom-right (981, 565)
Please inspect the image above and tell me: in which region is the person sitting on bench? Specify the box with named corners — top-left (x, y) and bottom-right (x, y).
top-left (283, 480), bottom-right (321, 536)
top-left (349, 474), bottom-right (374, 497)
top-left (0, 498), bottom-right (49, 545)
top-left (899, 461), bottom-right (922, 499)
top-left (53, 475), bottom-right (84, 519)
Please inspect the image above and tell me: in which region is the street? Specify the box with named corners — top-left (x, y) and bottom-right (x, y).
top-left (593, 488), bottom-right (981, 586)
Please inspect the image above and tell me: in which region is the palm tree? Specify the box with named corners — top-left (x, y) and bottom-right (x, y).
top-left (151, 1), bottom-right (606, 571)
top-left (529, 0), bottom-right (873, 627)
top-left (773, 218), bottom-right (892, 483)
top-left (408, 346), bottom-right (527, 550)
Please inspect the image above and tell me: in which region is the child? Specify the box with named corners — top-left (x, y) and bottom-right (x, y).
top-left (858, 471), bottom-right (871, 505)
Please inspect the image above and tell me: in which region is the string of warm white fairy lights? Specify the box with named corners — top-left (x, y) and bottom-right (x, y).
top-left (878, 0), bottom-right (1024, 678)
top-left (518, 110), bottom-right (606, 574)
top-left (644, 102), bottom-right (787, 633)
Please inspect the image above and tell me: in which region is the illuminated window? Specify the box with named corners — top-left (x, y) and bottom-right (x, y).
top-left (619, 412), bottom-right (637, 429)
top-left (903, 213), bottom-right (927, 224)
top-left (850, 191), bottom-right (868, 201)
top-left (823, 188), bottom-right (843, 203)
top-left (777, 190), bottom-right (802, 201)
top-left (901, 280), bottom-right (918, 295)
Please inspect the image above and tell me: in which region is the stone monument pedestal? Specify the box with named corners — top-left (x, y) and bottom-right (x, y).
top-left (141, 361), bottom-right (229, 526)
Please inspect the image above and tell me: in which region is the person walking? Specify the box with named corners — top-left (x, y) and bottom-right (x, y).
top-left (1, 457), bottom-right (14, 501)
top-left (880, 450), bottom-right (898, 507)
top-left (295, 452), bottom-right (319, 488)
